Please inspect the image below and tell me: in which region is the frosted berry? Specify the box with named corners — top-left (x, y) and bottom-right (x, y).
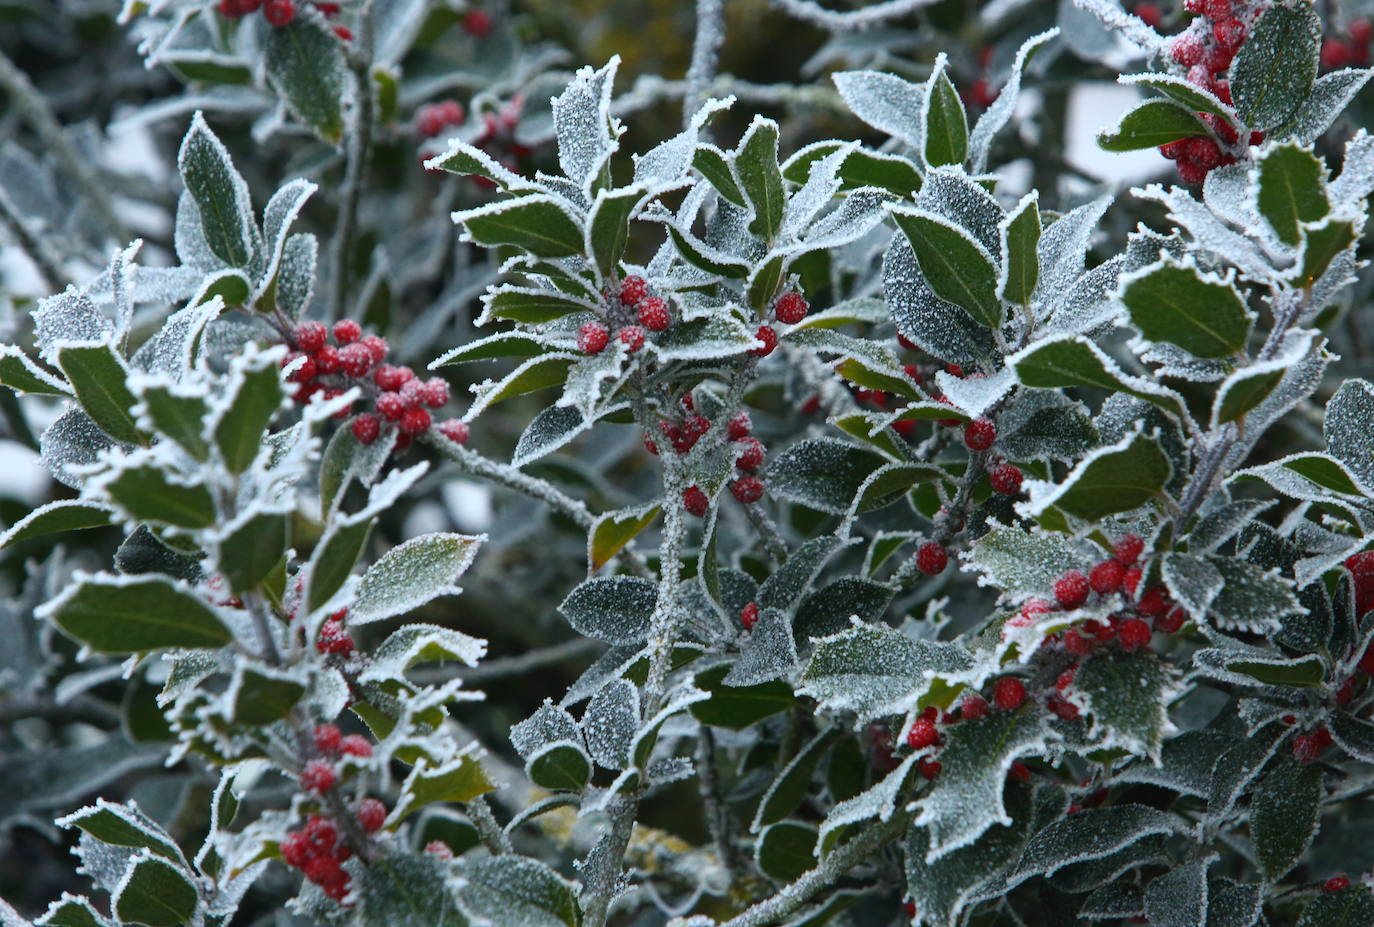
top-left (295, 320), bottom-right (327, 352)
top-left (740, 601), bottom-right (759, 630)
top-left (749, 325), bottom-right (778, 358)
top-left (1008, 761), bottom-right (1032, 782)
top-left (360, 335), bottom-right (388, 364)
top-left (731, 476), bottom-right (765, 504)
top-left (727, 412), bottom-right (752, 440)
top-left (1089, 559), bottom-right (1125, 595)
top-left (301, 759), bottom-right (336, 793)
top-left (462, 8), bottom-right (492, 36)
top-left (263, 0), bottom-right (295, 26)
top-left (426, 840), bottom-right (454, 858)
top-left (1160, 140), bottom-right (1188, 160)
top-left (289, 356), bottom-right (317, 383)
top-left (683, 486), bottom-right (709, 517)
top-left (1064, 626), bottom-right (1095, 657)
top-left (994, 677), bottom-right (1026, 711)
top-left (1185, 136), bottom-right (1223, 170)
top-left (774, 291), bottom-right (808, 324)
top-left (315, 345), bottom-right (341, 375)
top-left (376, 392), bottom-right (405, 422)
top-left (1213, 17), bottom-right (1245, 49)
top-left (1048, 696), bottom-right (1081, 720)
top-left (616, 326), bottom-right (645, 352)
top-left (963, 418), bottom-right (996, 451)
top-left (340, 734), bottom-right (373, 757)
top-left (1114, 534), bottom-right (1145, 565)
top-left (1054, 570), bottom-right (1090, 609)
top-left (1136, 585), bottom-right (1170, 616)
top-left (348, 414), bottom-right (381, 444)
top-left (960, 693), bottom-right (989, 720)
top-left (438, 419), bottom-right (470, 445)
top-left (314, 723), bottom-right (342, 754)
top-left (372, 365), bottom-right (405, 391)
top-left (1056, 666), bottom-right (1078, 690)
top-left (1170, 33), bottom-right (1204, 67)
top-left (917, 757), bottom-right (942, 780)
top-left (281, 830), bottom-right (311, 866)
top-left (905, 717), bottom-right (938, 749)
top-left (1325, 876), bottom-right (1351, 893)
top-left (1156, 605), bottom-right (1187, 634)
top-left (637, 297), bottom-right (670, 331)
top-left (1177, 161), bottom-right (1208, 184)
top-left (339, 342), bottom-right (373, 377)
top-left (399, 407), bottom-right (431, 436)
top-left (916, 541), bottom-right (948, 576)
top-left (1353, 19), bottom-right (1373, 43)
top-left (735, 437), bottom-right (765, 472)
top-left (1117, 617), bottom-right (1152, 651)
top-left (989, 464), bottom-right (1023, 495)
top-left (578, 322), bottom-right (610, 354)
top-left (1292, 733), bottom-right (1323, 764)
top-left (643, 434), bottom-right (658, 455)
top-left (619, 275), bottom-right (648, 306)
top-left (316, 619), bottom-right (355, 657)
top-left (902, 900), bottom-right (917, 919)
top-left (1134, 2), bottom-right (1162, 27)
top-left (420, 377), bottom-right (450, 408)
top-left (356, 798), bottom-right (386, 834)
top-left (399, 378), bottom-right (426, 408)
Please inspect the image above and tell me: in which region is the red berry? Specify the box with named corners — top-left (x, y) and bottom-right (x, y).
top-left (917, 757), bottom-right (942, 780)
top-left (1160, 140), bottom-right (1188, 160)
top-left (1123, 567), bottom-right (1143, 597)
top-left (727, 411), bottom-right (751, 440)
top-left (619, 275), bottom-right (648, 307)
top-left (399, 407), bottom-right (431, 435)
top-left (371, 365), bottom-right (403, 391)
top-left (735, 437), bottom-right (765, 472)
top-left (399, 378), bottom-right (426, 409)
top-left (1201, 0), bottom-right (1230, 18)
top-left (749, 325), bottom-right (778, 358)
top-left (281, 830), bottom-right (311, 867)
top-left (963, 418), bottom-right (997, 452)
top-left (897, 333), bottom-right (917, 351)
top-left (356, 798), bottom-right (386, 833)
top-left (1134, 2), bottom-right (1162, 27)
top-left (1089, 560), bottom-right (1125, 595)
top-left (438, 419), bottom-right (469, 445)
top-left (731, 476), bottom-right (765, 504)
top-left (1325, 876), bottom-right (1351, 893)
top-left (989, 464), bottom-right (1023, 495)
top-left (945, 363), bottom-right (964, 378)
top-left (637, 297), bottom-right (670, 332)
top-left (1185, 136), bottom-right (1223, 170)
top-left (893, 419), bottom-right (918, 439)
top-left (339, 734), bottom-right (372, 757)
top-left (1292, 733), bottom-right (1323, 764)
top-left (360, 335), bottom-right (388, 364)
top-left (1136, 585), bottom-right (1170, 616)
top-left (800, 395), bottom-right (821, 414)
top-left (740, 601), bottom-right (759, 630)
top-left (314, 723), bottom-right (342, 754)
top-left (1353, 19), bottom-right (1373, 43)
top-left (1021, 599), bottom-right (1054, 621)
top-left (1170, 33), bottom-right (1204, 67)
top-left (376, 392), bottom-right (405, 422)
top-left (1056, 666), bottom-right (1078, 690)
top-left (961, 693), bottom-right (990, 720)
top-left (916, 541), bottom-right (948, 576)
top-left (643, 434), bottom-right (658, 455)
top-left (1055, 570), bottom-right (1090, 609)
top-left (348, 417), bottom-right (381, 444)
top-left (683, 486), bottom-right (709, 517)
top-left (425, 840), bottom-right (454, 858)
top-left (617, 325), bottom-right (645, 352)
top-left (994, 677), bottom-right (1027, 711)
top-left (1114, 535), bottom-right (1144, 565)
top-left (1213, 17), bottom-right (1245, 49)
top-left (417, 105), bottom-right (447, 138)
top-left (332, 24), bottom-right (353, 40)
top-left (316, 619), bottom-right (355, 657)
top-left (906, 718), bottom-right (939, 749)
top-left (1064, 627), bottom-right (1096, 657)
top-left (263, 0), bottom-right (295, 26)
top-left (335, 343), bottom-right (369, 378)
top-left (1156, 605), bottom-right (1186, 633)
top-left (577, 322), bottom-right (610, 354)
top-left (1008, 761), bottom-right (1032, 783)
top-left (462, 8), bottom-right (492, 36)
top-left (301, 759), bottom-right (337, 793)
top-left (774, 291), bottom-right (808, 324)
top-left (315, 345), bottom-right (341, 375)
top-left (902, 900), bottom-right (917, 919)
top-left (420, 377), bottom-right (450, 408)
top-left (1177, 160), bottom-right (1209, 184)
top-left (1048, 696), bottom-right (1081, 720)
top-left (1117, 617), bottom-right (1153, 651)
top-left (289, 356), bottom-right (318, 384)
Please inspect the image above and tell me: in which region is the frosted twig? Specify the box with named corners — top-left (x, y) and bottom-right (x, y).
top-left (684, 0), bottom-right (725, 131)
top-left (643, 456), bottom-right (688, 714)
top-left (769, 0), bottom-right (936, 31)
top-left (452, 637), bottom-right (602, 683)
top-left (1070, 0), bottom-right (1165, 53)
top-left (466, 794), bottom-right (512, 855)
top-left (580, 797), bottom-right (640, 927)
top-left (0, 49), bottom-right (125, 244)
top-left (328, 0), bottom-right (377, 323)
top-left (743, 501), bottom-right (789, 564)
top-left (695, 726), bottom-right (743, 877)
top-left (0, 187), bottom-right (66, 292)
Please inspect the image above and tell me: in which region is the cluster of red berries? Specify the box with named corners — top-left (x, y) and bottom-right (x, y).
top-left (669, 399), bottom-right (766, 516)
top-left (1159, 0), bottom-right (1267, 183)
top-left (315, 609), bottom-right (357, 657)
top-left (416, 100), bottom-right (465, 139)
top-left (217, 0), bottom-right (351, 37)
top-left (899, 677), bottom-right (1028, 780)
top-left (1345, 550), bottom-right (1374, 618)
top-left (280, 320), bottom-right (467, 452)
top-left (964, 46), bottom-right (999, 110)
top-left (311, 722), bottom-right (373, 761)
top-left (1322, 19), bottom-right (1372, 70)
top-left (577, 275), bottom-right (672, 356)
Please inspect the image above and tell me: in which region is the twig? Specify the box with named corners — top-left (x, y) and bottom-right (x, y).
top-left (580, 797), bottom-right (639, 927)
top-left (768, 0), bottom-right (935, 31)
top-left (327, 3), bottom-right (377, 323)
top-left (448, 637), bottom-right (602, 684)
top-left (0, 187), bottom-right (66, 291)
top-left (743, 501), bottom-right (788, 565)
top-left (695, 726), bottom-right (743, 878)
top-left (0, 693), bottom-right (121, 728)
top-left (684, 0), bottom-right (726, 130)
top-left (466, 794), bottom-right (512, 855)
top-left (643, 456), bottom-right (688, 715)
top-left (0, 49), bottom-right (126, 244)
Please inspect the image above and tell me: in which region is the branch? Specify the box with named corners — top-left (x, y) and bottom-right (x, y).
top-left (0, 186), bottom-right (66, 291)
top-left (768, 0), bottom-right (936, 31)
top-left (684, 0), bottom-right (725, 129)
top-left (327, 4), bottom-right (377, 322)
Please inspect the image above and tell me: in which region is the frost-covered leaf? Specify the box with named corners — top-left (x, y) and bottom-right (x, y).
top-left (560, 575), bottom-right (656, 642)
top-left (98, 459), bottom-right (217, 529)
top-left (1118, 257), bottom-right (1252, 359)
top-left (1295, 886), bottom-right (1374, 927)
top-left (753, 729), bottom-right (839, 831)
top-left (1230, 3), bottom-right (1321, 132)
top-left (922, 56), bottom-right (967, 168)
top-left (0, 346), bottom-right (69, 396)
top-left (589, 503), bottom-right (659, 572)
top-left (512, 701), bottom-right (583, 760)
top-left (226, 662), bottom-right (304, 725)
top-left (1121, 73), bottom-right (1236, 120)
top-left (998, 192), bottom-right (1040, 305)
top-left (1033, 195), bottom-right (1111, 306)
top-left (582, 678), bottom-right (639, 769)
top-left (177, 112), bottom-right (255, 268)
top-left (799, 623), bottom-right (973, 721)
top-left (966, 525), bottom-right (1088, 599)
top-left (968, 28), bottom-right (1059, 172)
top-left (362, 625), bottom-right (485, 684)
top-left (355, 854), bottom-right (466, 926)
top-left (38, 572), bottom-right (232, 654)
top-left (453, 196), bottom-right (585, 258)
top-left (1324, 378), bottom-right (1374, 491)
top-left (883, 235), bottom-right (995, 365)
top-left (1097, 100), bottom-right (1207, 151)
top-left (526, 740), bottom-right (592, 793)
top-left (1075, 651), bottom-right (1172, 761)
top-left (212, 349), bottom-right (284, 475)
top-left (456, 855), bottom-right (579, 927)
top-left (57, 800), bottom-right (184, 866)
top-left (214, 508), bottom-right (286, 595)
top-left (552, 58), bottom-right (620, 197)
top-left (889, 205), bottom-right (1001, 329)
top-left (1020, 428), bottom-right (1172, 522)
top-left (724, 607), bottom-right (797, 687)
top-left (758, 535), bottom-right (853, 614)
top-left (57, 344), bottom-right (142, 446)
top-left (264, 18), bottom-right (346, 143)
top-left (1282, 68), bottom-right (1374, 144)
top-left (1144, 857), bottom-right (1213, 927)
top-left (351, 533), bottom-right (482, 624)
top-left (112, 853), bottom-right (199, 927)
top-left (766, 438), bottom-right (891, 515)
top-left (1255, 143), bottom-right (1329, 247)
top-left (735, 116), bottom-right (785, 241)
top-left (794, 578), bottom-right (893, 641)
top-left (1009, 333), bottom-right (1187, 420)
top-left (996, 389), bottom-right (1099, 460)
top-left (0, 500), bottom-right (113, 552)
top-left (1250, 758), bottom-right (1321, 882)
top-left (832, 70), bottom-right (924, 149)
top-left (756, 821), bottom-right (818, 882)
top-left (1206, 558), bottom-right (1301, 633)
top-left (391, 753), bottom-right (494, 823)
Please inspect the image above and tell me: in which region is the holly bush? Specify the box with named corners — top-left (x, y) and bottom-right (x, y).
top-left (3, 0), bottom-right (1374, 925)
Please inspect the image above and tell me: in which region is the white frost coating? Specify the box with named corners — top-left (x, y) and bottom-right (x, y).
top-left (1131, 183), bottom-right (1276, 282)
top-left (1287, 68), bottom-right (1374, 144)
top-left (1207, 163), bottom-right (1266, 242)
top-left (178, 111), bottom-right (259, 262)
top-left (933, 365), bottom-right (1016, 418)
top-left (511, 700), bottom-right (583, 759)
top-left (558, 348), bottom-right (627, 418)
top-left (781, 141), bottom-right (856, 241)
top-left (349, 532), bottom-right (485, 625)
top-left (133, 298), bottom-right (223, 378)
top-left (722, 607), bottom-right (797, 686)
top-left (831, 70), bottom-right (925, 149)
top-left (771, 0), bottom-right (940, 31)
top-left (582, 678), bottom-right (639, 770)
top-left (359, 623), bottom-right (487, 683)
top-left (255, 178), bottom-right (315, 299)
top-left (1034, 195), bottom-right (1111, 305)
top-left (424, 141), bottom-right (544, 194)
top-left (818, 753), bottom-right (919, 854)
top-left (464, 352), bottom-right (580, 423)
top-left (551, 57), bottom-right (622, 198)
top-left (41, 406), bottom-right (117, 489)
top-left (918, 53), bottom-right (955, 169)
top-left (968, 28), bottom-right (1060, 173)
top-left (633, 96), bottom-right (734, 188)
top-left (1069, 0), bottom-right (1163, 53)
top-left (964, 522), bottom-right (1092, 601)
top-left (33, 287), bottom-right (114, 363)
top-left (1322, 377), bottom-right (1374, 492)
top-left (916, 168), bottom-right (1002, 254)
top-left (1209, 331), bottom-right (1314, 430)
top-left (1017, 426), bottom-right (1161, 519)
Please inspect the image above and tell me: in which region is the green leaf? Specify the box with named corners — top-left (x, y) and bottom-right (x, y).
top-left (1296, 886), bottom-right (1374, 927)
top-left (425, 142), bottom-right (532, 192)
top-left (693, 144), bottom-right (747, 206)
top-left (1026, 429), bottom-right (1172, 522)
top-left (319, 420), bottom-right (395, 515)
top-left (525, 741), bottom-right (591, 792)
top-left (968, 525), bottom-right (1085, 599)
top-left (0, 500), bottom-right (112, 551)
top-left (57, 344), bottom-right (142, 446)
top-left (304, 514), bottom-right (372, 613)
top-left (455, 196), bottom-right (586, 258)
top-left (456, 856), bottom-right (579, 927)
top-left (177, 112), bottom-right (255, 266)
top-left (889, 206), bottom-right (1002, 328)
top-left (365, 624), bottom-right (484, 681)
top-left (0, 346), bottom-right (69, 396)
top-left (1251, 759), bottom-right (1322, 882)
top-left (589, 503), bottom-right (660, 571)
top-left (433, 332), bottom-right (550, 365)
top-left (765, 438), bottom-right (890, 515)
top-left (757, 821), bottom-right (819, 882)
top-left (112, 855), bottom-right (198, 927)
top-left (735, 116), bottom-right (785, 241)
top-left (1231, 4), bottom-right (1322, 132)
top-left (58, 800), bottom-right (183, 865)
top-left (690, 664), bottom-right (794, 730)
top-left (747, 252), bottom-right (788, 313)
top-left (1294, 216), bottom-right (1358, 287)
top-left (352, 532), bottom-right (483, 624)
top-left (136, 383), bottom-right (209, 459)
top-left (217, 509), bottom-right (287, 594)
top-left (1121, 73), bottom-right (1236, 119)
top-left (357, 855), bottom-right (469, 927)
top-left (1011, 334), bottom-right (1188, 421)
top-left (1075, 651), bottom-right (1171, 762)
top-left (754, 729), bottom-right (839, 830)
top-left (102, 464), bottom-right (217, 529)
top-left (1119, 258), bottom-right (1252, 359)
top-left (1212, 361), bottom-right (1287, 426)
top-left (1097, 100), bottom-right (1208, 151)
top-left (40, 573), bottom-right (232, 653)
top-left (998, 191), bottom-right (1040, 305)
top-left (393, 754), bottom-right (495, 822)
top-left (783, 142), bottom-right (922, 195)
top-left (467, 355), bottom-right (575, 419)
top-left (1256, 143), bottom-right (1329, 247)
top-left (214, 355), bottom-right (283, 474)
top-left (559, 575), bottom-right (656, 642)
top-left (36, 895), bottom-right (110, 927)
top-left (800, 623), bottom-right (973, 722)
top-left (264, 18), bottom-right (347, 143)
top-left (923, 60), bottom-right (968, 167)
top-left (482, 287), bottom-right (597, 324)
top-left (586, 185), bottom-right (645, 279)
top-left (230, 663), bottom-right (305, 725)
